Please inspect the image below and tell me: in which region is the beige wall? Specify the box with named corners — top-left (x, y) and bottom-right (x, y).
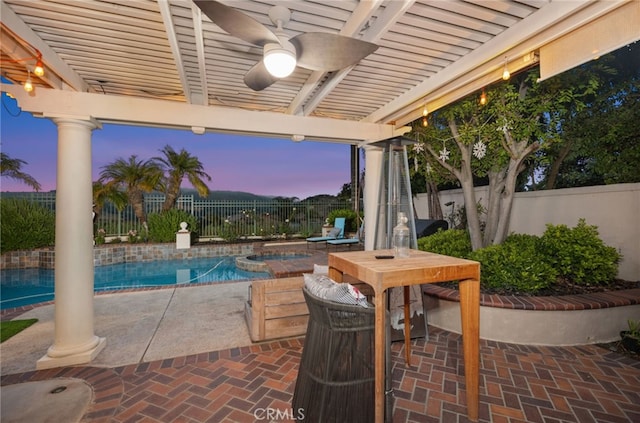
top-left (415, 183), bottom-right (639, 281)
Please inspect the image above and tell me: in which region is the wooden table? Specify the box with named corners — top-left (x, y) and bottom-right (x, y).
top-left (328, 249), bottom-right (481, 423)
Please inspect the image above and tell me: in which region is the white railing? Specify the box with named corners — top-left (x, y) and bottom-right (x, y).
top-left (10, 193), bottom-right (353, 240)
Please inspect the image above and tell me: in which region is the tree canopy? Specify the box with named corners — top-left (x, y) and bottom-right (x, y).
top-left (0, 152), bottom-right (41, 191)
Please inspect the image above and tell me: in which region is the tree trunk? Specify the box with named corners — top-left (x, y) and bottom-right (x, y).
top-left (483, 170), bottom-right (506, 246)
top-left (545, 140), bottom-right (573, 189)
top-left (492, 159), bottom-right (518, 245)
top-left (129, 189), bottom-right (147, 228)
top-left (461, 174), bottom-right (483, 250)
top-left (162, 178), bottom-right (180, 211)
top-left (426, 179), bottom-right (443, 220)
top-left (162, 190), bottom-right (178, 212)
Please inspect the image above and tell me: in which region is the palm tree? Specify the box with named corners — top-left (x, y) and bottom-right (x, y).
top-left (98, 155), bottom-right (164, 233)
top-left (92, 180), bottom-right (128, 225)
top-left (153, 145), bottom-right (211, 211)
top-left (0, 153), bottom-right (42, 191)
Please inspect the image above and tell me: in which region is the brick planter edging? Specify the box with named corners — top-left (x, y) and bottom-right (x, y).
top-left (422, 285), bottom-right (640, 345)
top-left (423, 285), bottom-right (640, 311)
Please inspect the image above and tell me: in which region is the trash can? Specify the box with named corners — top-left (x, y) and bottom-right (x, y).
top-left (292, 286), bottom-right (392, 422)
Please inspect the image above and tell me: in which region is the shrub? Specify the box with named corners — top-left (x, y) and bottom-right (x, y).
top-left (327, 209), bottom-right (360, 233)
top-left (219, 220), bottom-right (241, 242)
top-left (539, 219), bottom-right (621, 284)
top-left (0, 199), bottom-right (55, 253)
top-left (469, 234), bottom-right (557, 294)
top-left (417, 229), bottom-right (471, 258)
top-left (148, 209), bottom-right (198, 243)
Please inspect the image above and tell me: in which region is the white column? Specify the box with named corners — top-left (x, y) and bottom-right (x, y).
top-left (37, 117), bottom-right (106, 369)
top-left (363, 145), bottom-right (383, 251)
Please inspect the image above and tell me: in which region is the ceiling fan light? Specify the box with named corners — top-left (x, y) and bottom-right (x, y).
top-left (264, 43), bottom-right (296, 78)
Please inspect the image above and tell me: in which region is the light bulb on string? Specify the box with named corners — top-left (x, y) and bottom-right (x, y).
top-left (421, 101), bottom-right (428, 126)
top-left (502, 57), bottom-right (510, 80)
top-left (34, 59), bottom-right (44, 77)
top-left (24, 71), bottom-right (33, 92)
top-left (479, 89), bottom-right (487, 106)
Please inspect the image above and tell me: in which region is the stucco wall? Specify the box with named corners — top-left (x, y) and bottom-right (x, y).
top-left (414, 183), bottom-right (639, 281)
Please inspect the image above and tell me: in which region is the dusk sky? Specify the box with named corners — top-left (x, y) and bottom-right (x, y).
top-left (0, 92), bottom-right (352, 199)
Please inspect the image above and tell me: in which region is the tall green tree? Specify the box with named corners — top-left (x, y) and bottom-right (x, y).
top-left (0, 153), bottom-right (41, 191)
top-left (541, 43), bottom-right (640, 188)
top-left (98, 155), bottom-right (164, 232)
top-left (412, 68), bottom-right (598, 250)
top-left (153, 145), bottom-right (211, 211)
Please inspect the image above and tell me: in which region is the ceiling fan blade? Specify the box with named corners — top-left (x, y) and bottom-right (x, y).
top-left (291, 33), bottom-right (378, 72)
top-left (194, 0), bottom-right (279, 47)
top-left (244, 61), bottom-right (279, 91)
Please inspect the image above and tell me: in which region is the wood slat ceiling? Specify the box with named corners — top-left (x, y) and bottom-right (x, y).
top-left (1, 0), bottom-right (627, 131)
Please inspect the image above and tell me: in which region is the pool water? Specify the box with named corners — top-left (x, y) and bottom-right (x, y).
top-left (0, 256), bottom-right (271, 310)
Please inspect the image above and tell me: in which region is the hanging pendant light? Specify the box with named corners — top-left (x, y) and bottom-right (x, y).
top-left (479, 88), bottom-right (487, 105)
top-left (502, 57), bottom-right (510, 80)
top-left (421, 102), bottom-right (428, 127)
top-left (34, 58), bottom-right (44, 77)
top-left (24, 71), bottom-right (33, 92)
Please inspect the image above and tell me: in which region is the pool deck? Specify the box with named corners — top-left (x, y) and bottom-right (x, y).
top-left (2, 241), bottom-right (640, 422)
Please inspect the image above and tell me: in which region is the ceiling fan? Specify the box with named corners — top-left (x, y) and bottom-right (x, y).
top-left (194, 0), bottom-right (378, 91)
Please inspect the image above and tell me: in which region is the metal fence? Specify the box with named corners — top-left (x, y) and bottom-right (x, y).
top-left (5, 192), bottom-right (353, 240)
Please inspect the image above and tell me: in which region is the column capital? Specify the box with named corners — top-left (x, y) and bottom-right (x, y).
top-left (48, 114), bottom-right (102, 130)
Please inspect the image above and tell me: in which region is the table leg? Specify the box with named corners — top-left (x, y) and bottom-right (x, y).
top-left (458, 278), bottom-right (480, 421)
top-left (328, 267), bottom-right (343, 282)
top-left (403, 286), bottom-right (411, 366)
top-left (373, 290), bottom-right (386, 423)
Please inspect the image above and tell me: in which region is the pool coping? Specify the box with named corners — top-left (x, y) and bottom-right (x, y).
top-left (1, 242), bottom-right (329, 319)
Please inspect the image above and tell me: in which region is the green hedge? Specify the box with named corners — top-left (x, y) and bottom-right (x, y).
top-left (147, 209), bottom-right (198, 243)
top-left (417, 229), bottom-right (471, 258)
top-left (0, 199), bottom-right (55, 253)
top-left (468, 234), bottom-right (557, 294)
top-left (417, 220), bottom-right (620, 294)
top-left (539, 219), bottom-right (621, 285)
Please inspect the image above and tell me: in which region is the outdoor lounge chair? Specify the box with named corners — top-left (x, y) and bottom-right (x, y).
top-left (306, 217), bottom-right (346, 248)
top-left (327, 222), bottom-right (363, 249)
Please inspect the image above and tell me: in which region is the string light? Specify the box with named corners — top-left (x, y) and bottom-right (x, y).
top-left (421, 101), bottom-right (428, 127)
top-left (479, 88), bottom-right (487, 105)
top-left (24, 71), bottom-right (33, 92)
top-left (502, 56), bottom-right (510, 80)
top-left (2, 26), bottom-right (45, 84)
top-left (34, 55), bottom-right (44, 77)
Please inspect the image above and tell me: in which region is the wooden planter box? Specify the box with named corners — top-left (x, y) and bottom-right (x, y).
top-left (244, 275), bottom-right (372, 342)
top-left (244, 277), bottom-right (309, 342)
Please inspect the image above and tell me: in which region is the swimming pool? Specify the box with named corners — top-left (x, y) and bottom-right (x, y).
top-left (0, 256), bottom-right (271, 310)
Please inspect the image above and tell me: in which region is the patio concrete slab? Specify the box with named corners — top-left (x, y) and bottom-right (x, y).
top-left (1, 378), bottom-right (92, 423)
top-left (142, 282), bottom-right (253, 362)
top-left (1, 282), bottom-right (253, 375)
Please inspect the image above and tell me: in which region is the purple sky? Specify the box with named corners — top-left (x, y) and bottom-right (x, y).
top-left (1, 93), bottom-right (351, 199)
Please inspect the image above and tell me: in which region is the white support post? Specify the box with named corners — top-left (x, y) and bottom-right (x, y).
top-left (37, 117), bottom-right (106, 369)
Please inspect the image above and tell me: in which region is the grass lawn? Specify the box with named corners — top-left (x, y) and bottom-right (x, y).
top-left (1, 319), bottom-right (38, 343)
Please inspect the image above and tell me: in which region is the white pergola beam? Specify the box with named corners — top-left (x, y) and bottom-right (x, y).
top-left (1, 83), bottom-right (398, 143)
